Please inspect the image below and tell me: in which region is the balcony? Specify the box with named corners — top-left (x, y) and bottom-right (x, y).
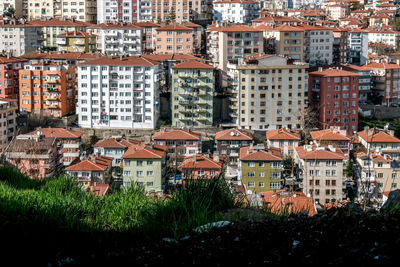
top-left (179, 99), bottom-right (191, 105)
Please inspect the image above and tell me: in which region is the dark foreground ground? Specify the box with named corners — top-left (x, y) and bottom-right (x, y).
top-left (2, 208), bottom-right (400, 266)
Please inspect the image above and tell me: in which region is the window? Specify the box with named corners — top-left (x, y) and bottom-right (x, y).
top-left (123, 171), bottom-right (131, 176)
top-left (392, 183), bottom-right (397, 188)
top-left (392, 173), bottom-right (397, 179)
top-left (259, 182), bottom-right (265, 187)
top-left (147, 160), bottom-right (153, 165)
top-left (137, 171), bottom-right (143, 177)
top-left (210, 170), bottom-right (216, 176)
top-left (248, 182), bottom-right (255, 187)
top-left (248, 172), bottom-right (255, 177)
top-left (146, 182), bottom-right (153, 187)
top-left (248, 162), bottom-right (255, 167)
top-left (137, 160), bottom-right (143, 166)
top-left (147, 171), bottom-right (154, 176)
top-left (259, 172), bottom-right (265, 177)
top-left (270, 182), bottom-right (281, 189)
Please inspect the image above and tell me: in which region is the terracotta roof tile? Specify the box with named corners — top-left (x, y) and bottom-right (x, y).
top-left (57, 31), bottom-right (96, 37)
top-left (309, 68), bottom-right (359, 77)
top-left (362, 62), bottom-right (400, 70)
top-left (153, 129), bottom-right (201, 141)
top-left (142, 53), bottom-right (202, 62)
top-left (135, 21), bottom-right (161, 27)
top-left (262, 190), bottom-right (316, 216)
top-left (156, 24), bottom-right (192, 31)
top-left (171, 60), bottom-right (213, 69)
top-left (207, 24), bottom-right (262, 32)
top-left (89, 23), bottom-right (141, 29)
top-left (21, 51), bottom-right (101, 61)
top-left (295, 145), bottom-right (346, 160)
top-left (215, 128), bottom-right (253, 141)
top-left (79, 56), bottom-right (159, 66)
top-left (357, 130), bottom-right (400, 143)
top-left (65, 156), bottom-right (113, 171)
top-left (122, 144), bottom-right (166, 159)
top-left (27, 128), bottom-right (83, 139)
top-left (240, 146), bottom-right (283, 161)
top-left (266, 128), bottom-right (300, 141)
top-left (94, 138), bottom-right (140, 148)
top-left (180, 155), bottom-right (223, 170)
top-left (0, 56), bottom-right (28, 64)
top-left (311, 129), bottom-right (350, 141)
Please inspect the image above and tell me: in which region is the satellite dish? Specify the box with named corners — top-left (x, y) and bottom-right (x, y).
top-left (230, 132), bottom-right (234, 136)
top-left (36, 131), bottom-right (42, 136)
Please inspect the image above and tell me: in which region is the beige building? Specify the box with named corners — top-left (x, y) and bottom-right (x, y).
top-left (267, 25), bottom-right (305, 62)
top-left (357, 127), bottom-right (400, 160)
top-left (0, 98), bottom-right (17, 151)
top-left (227, 54), bottom-right (308, 130)
top-left (28, 0), bottom-right (97, 23)
top-left (295, 144), bottom-right (347, 206)
top-left (355, 152), bottom-right (400, 209)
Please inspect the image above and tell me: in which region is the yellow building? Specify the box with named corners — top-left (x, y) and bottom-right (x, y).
top-left (56, 31), bottom-right (97, 53)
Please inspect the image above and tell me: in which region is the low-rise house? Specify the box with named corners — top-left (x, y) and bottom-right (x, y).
top-left (180, 154), bottom-right (223, 180)
top-left (26, 128), bottom-right (83, 167)
top-left (266, 128), bottom-right (301, 156)
top-left (5, 134), bottom-right (59, 179)
top-left (294, 144), bottom-right (346, 206)
top-left (261, 190), bottom-right (316, 216)
top-left (215, 128), bottom-right (253, 166)
top-left (65, 155), bottom-right (113, 184)
top-left (239, 146), bottom-right (283, 194)
top-left (122, 143), bottom-right (167, 193)
top-left (94, 138), bottom-right (140, 167)
top-left (152, 129), bottom-right (202, 167)
top-left (311, 128), bottom-right (351, 157)
top-left (355, 152), bottom-right (400, 209)
top-left (357, 127), bottom-right (400, 160)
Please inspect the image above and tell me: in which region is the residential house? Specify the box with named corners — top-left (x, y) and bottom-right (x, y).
top-left (261, 190), bottom-right (316, 216)
top-left (311, 128), bottom-right (351, 157)
top-left (180, 154), bottom-right (223, 180)
top-left (65, 155), bottom-right (113, 184)
top-left (215, 128), bottom-right (253, 166)
top-left (94, 138), bottom-right (140, 167)
top-left (357, 127), bottom-right (400, 160)
top-left (266, 128), bottom-right (301, 156)
top-left (333, 28), bottom-right (348, 65)
top-left (239, 146), bottom-right (283, 193)
top-left (122, 143), bottom-right (167, 193)
top-left (5, 134), bottom-right (59, 179)
top-left (294, 144), bottom-right (347, 205)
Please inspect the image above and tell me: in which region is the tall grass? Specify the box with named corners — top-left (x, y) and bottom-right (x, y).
top-left (0, 167), bottom-right (236, 239)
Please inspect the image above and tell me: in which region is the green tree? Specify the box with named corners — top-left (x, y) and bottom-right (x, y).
top-left (282, 156), bottom-right (294, 178)
top-left (3, 6), bottom-right (15, 18)
top-left (344, 160), bottom-right (354, 178)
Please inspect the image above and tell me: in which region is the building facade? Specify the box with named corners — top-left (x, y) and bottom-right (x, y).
top-left (65, 155), bottom-right (113, 183)
top-left (0, 98), bottom-right (17, 151)
top-left (215, 128), bottom-right (253, 166)
top-left (77, 56), bottom-right (162, 129)
top-left (348, 29), bottom-right (368, 66)
top-left (171, 60), bottom-right (214, 128)
top-left (0, 56), bottom-right (26, 100)
top-left (266, 128), bottom-right (301, 156)
top-left (333, 28), bottom-right (348, 65)
top-left (0, 22), bottom-right (41, 57)
top-left (357, 128), bottom-right (400, 160)
top-left (228, 55), bottom-right (309, 130)
top-left (19, 62), bottom-right (76, 118)
top-left (300, 24), bottom-right (333, 67)
top-left (180, 154), bottom-right (223, 180)
top-left (213, 0), bottom-right (259, 24)
top-left (56, 31), bottom-right (97, 53)
top-left (311, 128), bottom-right (350, 157)
top-left (94, 138), bottom-right (139, 167)
top-left (154, 24), bottom-right (195, 55)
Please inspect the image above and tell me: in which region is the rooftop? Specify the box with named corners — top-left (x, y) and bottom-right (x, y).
top-left (65, 156), bottom-right (113, 171)
top-left (27, 128), bottom-right (83, 139)
top-left (310, 129), bottom-right (350, 141)
top-left (122, 144), bottom-right (167, 159)
top-left (239, 146), bottom-right (282, 161)
top-left (266, 128), bottom-right (301, 141)
top-left (94, 138), bottom-right (140, 148)
top-left (171, 60), bottom-right (213, 69)
top-left (180, 155), bottom-right (223, 170)
top-left (79, 56), bottom-right (159, 66)
top-left (215, 128), bottom-right (253, 141)
top-left (153, 129), bottom-right (201, 141)
top-left (295, 145), bottom-right (346, 160)
top-left (309, 68), bottom-right (359, 77)
top-left (261, 190), bottom-right (316, 216)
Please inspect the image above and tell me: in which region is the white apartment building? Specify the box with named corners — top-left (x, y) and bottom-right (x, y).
top-left (0, 23), bottom-right (41, 57)
top-left (27, 0), bottom-right (62, 20)
top-left (301, 24), bottom-right (333, 67)
top-left (325, 4), bottom-right (347, 21)
top-left (368, 29), bottom-right (399, 50)
top-left (227, 55), bottom-right (309, 130)
top-left (88, 24), bottom-right (142, 56)
top-left (348, 29), bottom-right (368, 66)
top-left (77, 56), bottom-right (162, 129)
top-left (213, 0), bottom-right (260, 24)
top-left (97, 0), bottom-right (148, 24)
top-left (0, 0), bottom-right (23, 18)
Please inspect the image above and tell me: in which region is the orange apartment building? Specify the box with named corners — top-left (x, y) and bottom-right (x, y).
top-left (154, 24), bottom-right (195, 55)
top-left (0, 56), bottom-right (27, 100)
top-left (19, 62), bottom-right (76, 118)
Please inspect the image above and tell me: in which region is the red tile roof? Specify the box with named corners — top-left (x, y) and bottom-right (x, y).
top-left (135, 21), bottom-right (161, 27)
top-left (311, 129), bottom-right (350, 141)
top-left (24, 18), bottom-right (92, 27)
top-left (27, 128), bottom-right (83, 139)
top-left (261, 190), bottom-right (316, 216)
top-left (207, 24), bottom-right (262, 32)
top-left (21, 51), bottom-right (101, 61)
top-left (89, 23), bottom-right (141, 29)
top-left (79, 56), bottom-right (159, 66)
top-left (296, 145), bottom-right (346, 160)
top-left (171, 60), bottom-right (213, 69)
top-left (266, 128), bottom-right (300, 141)
top-left (215, 128), bottom-right (253, 141)
top-left (180, 155), bottom-right (223, 170)
top-left (183, 21), bottom-right (202, 28)
top-left (214, 0), bottom-right (257, 3)
top-left (357, 130), bottom-right (400, 143)
top-left (362, 62), bottom-right (400, 70)
top-left (356, 152), bottom-right (392, 162)
top-left (57, 31), bottom-right (96, 37)
top-left (94, 138), bottom-right (140, 148)
top-left (0, 56), bottom-right (27, 64)
top-left (122, 144), bottom-right (167, 159)
top-left (89, 184), bottom-right (110, 196)
top-left (240, 146), bottom-right (283, 161)
top-left (156, 24), bottom-right (192, 31)
top-left (309, 68), bottom-right (359, 77)
top-left (273, 25), bottom-right (304, 32)
top-left (142, 53), bottom-right (202, 62)
top-left (65, 156), bottom-right (113, 171)
top-left (153, 129), bottom-right (201, 141)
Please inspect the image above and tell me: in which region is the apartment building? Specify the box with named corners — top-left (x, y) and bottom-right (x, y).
top-left (228, 54), bottom-right (309, 130)
top-left (213, 0), bottom-right (259, 24)
top-left (308, 68), bottom-right (359, 134)
top-left (267, 25), bottom-right (305, 63)
top-left (26, 128), bottom-right (83, 166)
top-left (0, 56), bottom-right (27, 99)
top-left (367, 29), bottom-right (399, 50)
top-left (56, 31), bottom-right (97, 53)
top-left (326, 4), bottom-right (347, 20)
top-left (368, 13), bottom-right (391, 27)
top-left (355, 152), bottom-right (400, 208)
top-left (348, 29), bottom-right (368, 66)
top-left (152, 0), bottom-right (213, 25)
top-left (0, 21), bottom-right (41, 57)
top-left (239, 146), bottom-right (283, 194)
top-left (215, 128), bottom-right (253, 166)
top-left (28, 0), bottom-right (97, 22)
top-left (362, 61), bottom-right (400, 106)
top-left (0, 98), bottom-right (17, 151)
top-left (65, 155), bottom-right (113, 183)
top-left (206, 23), bottom-right (263, 72)
top-left (295, 145), bottom-right (346, 205)
top-left (180, 155), bottom-right (223, 180)
top-left (154, 24), bottom-right (195, 55)
top-left (171, 60), bottom-right (214, 128)
top-left (266, 128), bottom-right (301, 156)
top-left (122, 143), bottom-right (167, 193)
top-left (5, 134), bottom-right (59, 179)
top-left (97, 0), bottom-right (143, 23)
top-left (357, 127), bottom-right (400, 160)
top-left (94, 138), bottom-right (140, 167)
top-left (77, 56), bottom-right (162, 129)
top-left (0, 0), bottom-right (23, 18)
top-left (135, 21), bottom-right (160, 53)
top-left (152, 128), bottom-right (201, 166)
top-left (311, 128), bottom-right (350, 157)
top-left (19, 62), bottom-right (76, 118)
top-left (300, 24), bottom-right (333, 67)
top-left (88, 23), bottom-right (142, 56)
top-left (341, 64), bottom-right (371, 102)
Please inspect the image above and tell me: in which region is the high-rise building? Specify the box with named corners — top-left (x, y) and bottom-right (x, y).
top-left (97, 0), bottom-right (139, 23)
top-left (213, 0), bottom-right (259, 24)
top-left (77, 56), bottom-right (162, 129)
top-left (348, 28), bottom-right (368, 66)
